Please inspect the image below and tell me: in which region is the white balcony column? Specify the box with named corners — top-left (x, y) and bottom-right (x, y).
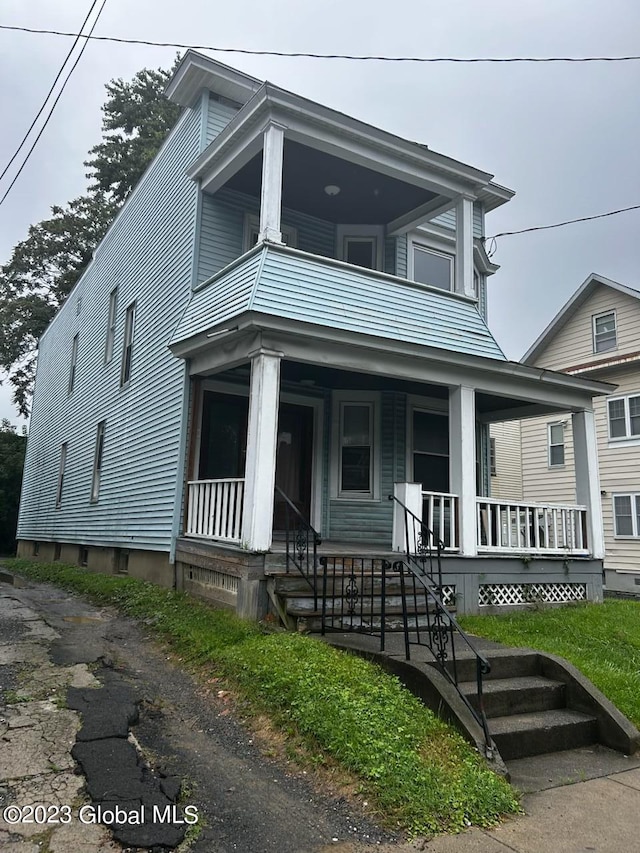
top-left (454, 196), bottom-right (475, 298)
top-left (241, 347), bottom-right (283, 551)
top-left (572, 409), bottom-right (605, 558)
top-left (258, 122), bottom-right (286, 244)
top-left (449, 385), bottom-right (477, 555)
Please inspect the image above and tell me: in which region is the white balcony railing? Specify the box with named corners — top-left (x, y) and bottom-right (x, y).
top-left (476, 498), bottom-right (589, 556)
top-left (422, 491), bottom-right (459, 551)
top-left (186, 479), bottom-right (244, 543)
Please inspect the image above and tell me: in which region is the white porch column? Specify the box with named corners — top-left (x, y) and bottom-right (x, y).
top-left (241, 347), bottom-right (283, 551)
top-left (572, 410), bottom-right (605, 559)
top-left (455, 196), bottom-right (475, 298)
top-left (258, 122), bottom-right (285, 244)
top-left (449, 385), bottom-right (477, 556)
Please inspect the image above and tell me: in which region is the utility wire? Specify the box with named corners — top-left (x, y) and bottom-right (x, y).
top-left (0, 1), bottom-right (108, 208)
top-left (0, 1), bottom-right (103, 186)
top-left (1, 24), bottom-right (639, 63)
top-left (484, 203), bottom-right (640, 256)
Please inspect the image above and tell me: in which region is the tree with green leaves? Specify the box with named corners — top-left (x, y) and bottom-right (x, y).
top-left (0, 64), bottom-right (181, 417)
top-left (0, 419), bottom-right (27, 554)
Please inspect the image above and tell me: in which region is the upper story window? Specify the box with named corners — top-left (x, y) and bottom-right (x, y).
top-left (336, 225), bottom-right (384, 271)
top-left (593, 311), bottom-right (616, 353)
top-left (243, 214), bottom-right (297, 251)
top-left (608, 394), bottom-right (640, 440)
top-left (69, 334), bottom-right (79, 394)
top-left (120, 302), bottom-right (136, 387)
top-left (548, 422), bottom-right (565, 467)
top-left (105, 287), bottom-right (118, 363)
top-left (411, 243), bottom-right (454, 291)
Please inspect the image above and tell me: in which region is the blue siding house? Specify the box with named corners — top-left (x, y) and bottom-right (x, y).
top-left (18, 52), bottom-right (612, 616)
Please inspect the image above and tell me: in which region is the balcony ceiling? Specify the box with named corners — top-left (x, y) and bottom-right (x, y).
top-left (225, 140), bottom-right (438, 224)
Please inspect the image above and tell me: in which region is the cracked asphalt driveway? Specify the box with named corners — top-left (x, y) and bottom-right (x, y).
top-left (0, 575), bottom-right (408, 853)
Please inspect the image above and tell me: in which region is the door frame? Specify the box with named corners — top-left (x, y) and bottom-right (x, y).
top-left (194, 379), bottom-right (324, 534)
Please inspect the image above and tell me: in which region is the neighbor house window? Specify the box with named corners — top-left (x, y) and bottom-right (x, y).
top-left (69, 334), bottom-right (79, 393)
top-left (548, 422), bottom-right (565, 467)
top-left (593, 311), bottom-right (616, 353)
top-left (90, 421), bottom-right (106, 503)
top-left (120, 302), bottom-right (136, 386)
top-left (411, 244), bottom-right (454, 291)
top-left (613, 494), bottom-right (640, 537)
top-left (490, 437), bottom-right (497, 476)
top-left (608, 394), bottom-right (640, 440)
top-left (243, 214), bottom-right (297, 251)
top-left (56, 442), bottom-right (68, 508)
top-left (105, 287), bottom-right (118, 362)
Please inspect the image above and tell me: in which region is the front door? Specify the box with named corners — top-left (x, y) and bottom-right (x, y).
top-left (273, 402), bottom-right (314, 530)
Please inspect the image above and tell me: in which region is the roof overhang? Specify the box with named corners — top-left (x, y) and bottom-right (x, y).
top-left (186, 77), bottom-right (514, 210)
top-left (165, 50), bottom-right (262, 107)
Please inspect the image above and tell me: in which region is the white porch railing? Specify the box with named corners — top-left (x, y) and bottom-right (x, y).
top-left (186, 479), bottom-right (245, 543)
top-left (422, 491), bottom-right (459, 551)
top-left (476, 498), bottom-right (589, 555)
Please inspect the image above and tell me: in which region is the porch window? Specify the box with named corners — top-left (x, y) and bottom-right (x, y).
top-left (90, 421), bottom-right (106, 503)
top-left (105, 287), bottom-right (117, 363)
top-left (608, 394), bottom-right (640, 440)
top-left (593, 311), bottom-right (616, 353)
top-left (613, 494), bottom-right (640, 537)
top-left (243, 214), bottom-right (297, 250)
top-left (412, 410), bottom-right (449, 492)
top-left (411, 244), bottom-right (453, 291)
top-left (337, 225), bottom-right (384, 271)
top-left (548, 422), bottom-right (565, 467)
top-left (332, 393), bottom-right (379, 500)
top-left (120, 302), bottom-right (136, 386)
top-left (489, 437), bottom-right (497, 476)
top-left (198, 391), bottom-right (248, 479)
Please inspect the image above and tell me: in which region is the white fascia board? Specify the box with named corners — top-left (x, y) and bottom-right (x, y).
top-left (165, 50), bottom-right (263, 107)
top-left (477, 182), bottom-right (516, 213)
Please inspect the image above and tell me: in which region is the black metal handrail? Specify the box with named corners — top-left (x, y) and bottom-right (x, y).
top-left (388, 493), bottom-right (444, 590)
top-left (388, 493), bottom-right (493, 758)
top-left (275, 485), bottom-right (321, 609)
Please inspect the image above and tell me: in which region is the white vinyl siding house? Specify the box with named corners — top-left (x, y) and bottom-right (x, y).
top-left (519, 275), bottom-right (640, 592)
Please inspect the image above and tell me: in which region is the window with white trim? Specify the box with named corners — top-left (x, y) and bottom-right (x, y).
top-left (593, 311), bottom-right (616, 353)
top-left (69, 334), bottom-right (79, 394)
top-left (120, 302), bottom-right (136, 386)
top-left (489, 437), bottom-right (497, 476)
top-left (607, 394), bottom-right (640, 440)
top-left (411, 244), bottom-right (454, 291)
top-left (105, 287), bottom-right (117, 363)
top-left (243, 214), bottom-right (297, 251)
top-left (613, 494), bottom-right (640, 537)
top-left (56, 442), bottom-right (68, 508)
top-left (90, 421), bottom-right (106, 503)
top-left (337, 225), bottom-right (384, 271)
top-left (332, 393), bottom-right (379, 500)
top-left (548, 422), bottom-right (565, 467)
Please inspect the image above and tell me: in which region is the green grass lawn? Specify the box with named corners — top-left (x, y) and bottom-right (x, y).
top-left (461, 599), bottom-right (640, 728)
top-left (2, 559), bottom-right (518, 837)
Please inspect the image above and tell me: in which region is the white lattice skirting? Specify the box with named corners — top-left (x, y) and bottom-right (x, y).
top-left (440, 585), bottom-right (456, 607)
top-left (185, 565), bottom-right (239, 594)
top-left (478, 582), bottom-right (587, 607)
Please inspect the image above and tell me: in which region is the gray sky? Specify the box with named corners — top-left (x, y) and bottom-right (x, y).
top-left (1, 0), bottom-right (639, 427)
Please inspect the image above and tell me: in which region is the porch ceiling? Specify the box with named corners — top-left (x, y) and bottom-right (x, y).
top-left (225, 140), bottom-right (439, 224)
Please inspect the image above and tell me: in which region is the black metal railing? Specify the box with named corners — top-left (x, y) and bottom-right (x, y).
top-left (320, 556), bottom-right (392, 649)
top-left (389, 493), bottom-right (494, 758)
top-left (275, 485), bottom-right (321, 608)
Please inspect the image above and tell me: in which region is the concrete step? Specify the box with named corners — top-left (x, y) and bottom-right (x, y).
top-left (459, 675), bottom-right (566, 718)
top-left (295, 609), bottom-right (440, 634)
top-left (490, 709), bottom-right (598, 760)
top-left (443, 650), bottom-right (541, 683)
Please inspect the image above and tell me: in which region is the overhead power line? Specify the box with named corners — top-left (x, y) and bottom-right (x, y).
top-left (0, 2), bottom-right (108, 208)
top-left (1, 24), bottom-right (639, 63)
top-left (0, 2), bottom-right (104, 186)
top-left (485, 203), bottom-right (640, 255)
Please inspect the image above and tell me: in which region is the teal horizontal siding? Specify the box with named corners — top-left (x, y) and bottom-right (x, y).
top-left (206, 95), bottom-right (238, 145)
top-left (18, 104), bottom-right (204, 551)
top-left (174, 246), bottom-right (505, 360)
top-left (430, 204), bottom-right (482, 238)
